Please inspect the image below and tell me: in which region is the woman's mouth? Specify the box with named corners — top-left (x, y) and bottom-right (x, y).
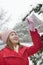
top-left (14, 38), bottom-right (18, 40)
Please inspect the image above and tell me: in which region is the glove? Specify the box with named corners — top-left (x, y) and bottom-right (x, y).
top-left (26, 18), bottom-right (35, 31)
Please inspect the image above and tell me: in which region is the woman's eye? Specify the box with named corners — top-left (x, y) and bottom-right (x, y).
top-left (11, 34), bottom-right (14, 36)
top-left (11, 33), bottom-right (17, 36)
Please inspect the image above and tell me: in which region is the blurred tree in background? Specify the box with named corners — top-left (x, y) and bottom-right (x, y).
top-left (0, 8), bottom-right (11, 31)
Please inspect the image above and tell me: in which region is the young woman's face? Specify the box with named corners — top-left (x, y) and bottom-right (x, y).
top-left (8, 32), bottom-right (19, 45)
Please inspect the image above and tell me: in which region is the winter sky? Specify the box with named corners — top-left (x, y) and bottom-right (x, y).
top-left (0, 0), bottom-right (43, 29)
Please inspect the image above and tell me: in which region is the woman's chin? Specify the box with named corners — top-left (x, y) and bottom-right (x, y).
top-left (13, 40), bottom-right (19, 44)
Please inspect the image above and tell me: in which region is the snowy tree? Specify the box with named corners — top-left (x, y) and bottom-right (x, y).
top-left (22, 4), bottom-right (42, 21)
top-left (0, 8), bottom-right (11, 31)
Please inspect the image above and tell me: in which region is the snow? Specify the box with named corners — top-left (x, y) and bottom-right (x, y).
top-left (0, 0), bottom-right (43, 29)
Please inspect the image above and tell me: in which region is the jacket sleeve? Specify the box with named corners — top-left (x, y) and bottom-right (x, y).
top-left (0, 52), bottom-right (6, 65)
top-left (26, 29), bottom-right (43, 56)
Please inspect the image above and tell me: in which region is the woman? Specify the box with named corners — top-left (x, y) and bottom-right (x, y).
top-left (0, 18), bottom-right (42, 65)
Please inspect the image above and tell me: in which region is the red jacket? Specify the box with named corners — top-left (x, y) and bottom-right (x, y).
top-left (0, 29), bottom-right (42, 65)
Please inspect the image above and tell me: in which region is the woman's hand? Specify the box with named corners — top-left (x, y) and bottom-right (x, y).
top-left (26, 18), bottom-right (35, 31)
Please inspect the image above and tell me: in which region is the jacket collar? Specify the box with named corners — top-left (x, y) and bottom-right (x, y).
top-left (1, 45), bottom-right (27, 58)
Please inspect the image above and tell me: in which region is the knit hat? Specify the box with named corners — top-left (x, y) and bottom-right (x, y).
top-left (0, 29), bottom-right (16, 44)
